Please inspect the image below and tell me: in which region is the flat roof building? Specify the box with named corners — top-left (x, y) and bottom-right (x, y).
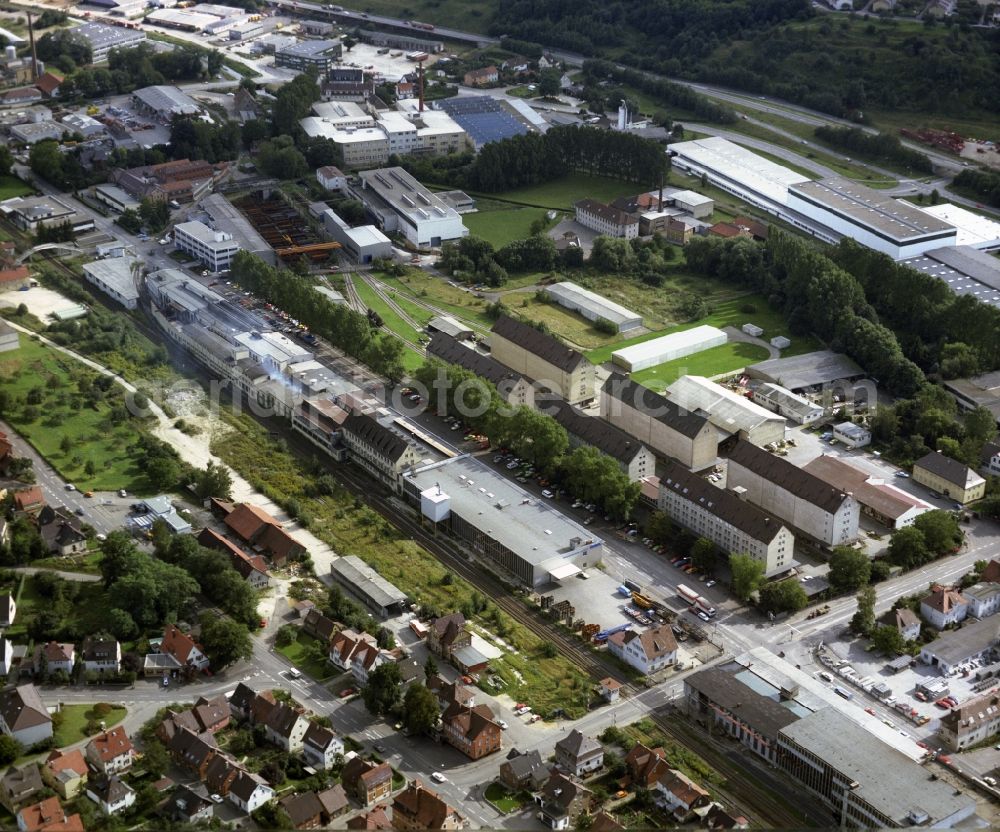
top-left (174, 221), bottom-right (240, 273)
top-left (750, 382), bottom-right (824, 425)
top-left (902, 245), bottom-right (1000, 311)
top-left (612, 326), bottom-right (727, 373)
top-left (9, 121), bottom-right (65, 145)
top-left (319, 208), bottom-right (392, 264)
top-left (93, 183), bottom-right (140, 214)
top-left (403, 455), bottom-right (603, 587)
top-left (274, 39), bottom-right (342, 74)
top-left (666, 375), bottom-right (786, 447)
top-left (81, 256), bottom-right (139, 310)
top-left (544, 281), bottom-right (641, 333)
top-left (200, 193), bottom-right (274, 265)
top-left (354, 167), bottom-right (467, 249)
top-left (74, 22), bottom-right (147, 64)
top-left (0, 195), bottom-right (95, 235)
top-left (786, 179), bottom-right (957, 260)
top-left (919, 615), bottom-right (1000, 675)
top-left (916, 202), bottom-right (1000, 250)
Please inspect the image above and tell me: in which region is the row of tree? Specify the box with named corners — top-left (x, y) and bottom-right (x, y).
top-left (437, 235), bottom-right (559, 286)
top-left (230, 251), bottom-right (406, 383)
top-left (953, 168), bottom-right (1000, 210)
top-left (813, 126), bottom-right (932, 173)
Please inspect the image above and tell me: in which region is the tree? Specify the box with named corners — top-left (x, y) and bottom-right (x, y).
top-left (851, 586), bottom-right (877, 636)
top-left (538, 68), bottom-right (561, 96)
top-left (913, 510), bottom-right (962, 556)
top-left (690, 538), bottom-right (718, 575)
top-left (0, 735), bottom-right (21, 765)
top-left (198, 613), bottom-right (252, 669)
top-left (828, 546), bottom-right (872, 592)
top-left (729, 553), bottom-right (764, 602)
top-left (194, 460), bottom-right (233, 500)
top-left (424, 653), bottom-right (438, 680)
top-left (757, 580), bottom-right (808, 615)
top-left (404, 684), bottom-right (440, 735)
top-left (146, 456), bottom-right (180, 491)
top-left (141, 739), bottom-right (169, 777)
top-left (870, 624), bottom-right (905, 656)
top-left (362, 662), bottom-right (402, 716)
top-left (0, 145), bottom-right (14, 178)
top-left (888, 526), bottom-right (930, 570)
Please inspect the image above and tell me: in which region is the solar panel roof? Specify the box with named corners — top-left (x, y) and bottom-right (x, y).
top-left (436, 96), bottom-right (529, 148)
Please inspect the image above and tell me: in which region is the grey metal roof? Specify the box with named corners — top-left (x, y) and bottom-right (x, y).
top-left (921, 615), bottom-right (1000, 666)
top-left (358, 167), bottom-right (461, 226)
top-left (685, 666), bottom-right (800, 736)
top-left (75, 22), bottom-right (146, 51)
top-left (275, 38), bottom-right (341, 57)
top-left (778, 708), bottom-right (975, 826)
top-left (746, 350), bottom-right (864, 391)
top-left (544, 281), bottom-right (641, 328)
top-left (132, 85), bottom-right (201, 117)
top-left (491, 315), bottom-right (586, 373)
top-left (602, 374), bottom-right (712, 439)
top-left (330, 555), bottom-right (406, 610)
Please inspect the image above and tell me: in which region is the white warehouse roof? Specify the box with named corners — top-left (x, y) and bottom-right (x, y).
top-left (612, 325), bottom-right (727, 372)
top-left (914, 202), bottom-right (1000, 250)
top-left (670, 136), bottom-right (810, 206)
top-left (667, 375), bottom-right (785, 438)
top-left (545, 281), bottom-right (642, 331)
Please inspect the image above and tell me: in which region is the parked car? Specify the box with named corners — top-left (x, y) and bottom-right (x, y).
top-left (431, 772), bottom-right (446, 783)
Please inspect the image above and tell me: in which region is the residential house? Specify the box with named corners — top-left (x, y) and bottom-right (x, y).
top-left (316, 165), bottom-right (346, 191)
top-left (980, 441), bottom-right (1000, 479)
top-left (12, 487), bottom-right (44, 517)
top-left (607, 624), bottom-right (678, 675)
top-left (983, 559), bottom-right (1000, 583)
top-left (428, 676), bottom-right (476, 713)
top-left (535, 771), bottom-right (591, 830)
top-left (963, 582), bottom-right (1000, 619)
top-left (0, 764), bottom-right (43, 813)
top-left (625, 743), bottom-right (668, 788)
top-left (704, 804), bottom-right (750, 830)
top-left (921, 585), bottom-right (969, 630)
top-left (34, 72), bottom-right (61, 99)
top-left (188, 695), bottom-right (229, 734)
top-left (159, 624), bottom-right (210, 672)
top-left (204, 753), bottom-right (241, 797)
top-left (878, 607), bottom-right (922, 642)
top-left (32, 642), bottom-right (74, 677)
top-left (317, 784), bottom-right (349, 820)
top-left (0, 593), bottom-right (14, 627)
top-left (940, 692), bottom-right (1000, 751)
top-left (157, 709), bottom-right (201, 744)
top-left (351, 643), bottom-right (388, 686)
top-left (653, 768), bottom-right (710, 820)
top-left (342, 757), bottom-right (392, 807)
top-left (80, 637), bottom-right (121, 675)
top-left (329, 629), bottom-right (378, 671)
top-left (591, 812), bottom-right (625, 832)
top-left (441, 702), bottom-right (502, 760)
top-left (196, 528), bottom-right (269, 588)
top-left (85, 726), bottom-right (135, 776)
top-left (392, 781), bottom-right (465, 830)
top-left (228, 770), bottom-right (274, 813)
top-left (347, 805), bottom-right (393, 830)
top-left (426, 613), bottom-right (471, 661)
top-left (499, 749), bottom-right (548, 792)
top-left (554, 729), bottom-right (604, 777)
top-left (0, 685), bottom-right (52, 746)
top-left (302, 609), bottom-right (338, 645)
top-left (166, 727), bottom-right (218, 779)
top-left (16, 796), bottom-right (84, 832)
top-left (264, 703), bottom-right (310, 753)
top-left (281, 791), bottom-right (325, 829)
top-left (41, 750), bottom-right (88, 801)
top-left (598, 678), bottom-right (622, 703)
top-left (228, 682), bottom-right (274, 722)
top-left (37, 507), bottom-right (86, 556)
top-left (463, 66), bottom-right (498, 86)
top-left (302, 723), bottom-right (344, 770)
top-left (161, 785), bottom-right (213, 824)
top-left (913, 451), bottom-right (986, 505)
top-left (86, 776), bottom-right (136, 816)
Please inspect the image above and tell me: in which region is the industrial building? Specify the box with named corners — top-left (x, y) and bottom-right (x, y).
top-left (490, 315), bottom-right (595, 405)
top-left (666, 375), bottom-right (786, 447)
top-left (9, 121), bottom-right (64, 145)
top-left (726, 440), bottom-right (860, 546)
top-left (274, 40), bottom-right (343, 74)
top-left (357, 29), bottom-right (444, 54)
top-left (786, 179), bottom-right (957, 260)
top-left (329, 556), bottom-right (407, 618)
top-left (600, 375), bottom-right (718, 470)
top-left (658, 462), bottom-right (794, 575)
top-left (832, 421), bottom-right (871, 448)
top-left (319, 208), bottom-right (392, 263)
top-left (750, 383), bottom-right (824, 425)
top-left (433, 96), bottom-right (531, 150)
top-left (353, 167), bottom-right (467, 249)
top-left (199, 193), bottom-right (275, 265)
top-left (146, 8), bottom-right (222, 31)
top-left (543, 281), bottom-right (642, 333)
top-left (81, 256), bottom-right (139, 310)
top-left (611, 326), bottom-right (727, 373)
top-left (939, 691), bottom-right (1000, 751)
top-left (802, 454), bottom-right (931, 529)
top-left (426, 332), bottom-right (535, 410)
top-left (403, 455), bottom-right (604, 588)
top-left (574, 199), bottom-right (639, 238)
top-left (426, 316), bottom-right (472, 341)
top-left (918, 615), bottom-right (1000, 675)
top-left (131, 85), bottom-right (201, 120)
top-left (916, 202), bottom-right (1000, 250)
top-left (322, 66), bottom-right (375, 101)
top-left (75, 22), bottom-right (147, 64)
top-left (746, 350), bottom-right (865, 394)
top-left (902, 245), bottom-right (1000, 311)
top-left (173, 221), bottom-right (241, 273)
top-left (93, 184), bottom-right (140, 214)
top-left (0, 195), bottom-right (95, 236)
top-left (547, 399), bottom-right (656, 483)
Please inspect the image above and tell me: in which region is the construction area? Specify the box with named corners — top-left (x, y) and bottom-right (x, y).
top-left (231, 192), bottom-right (341, 261)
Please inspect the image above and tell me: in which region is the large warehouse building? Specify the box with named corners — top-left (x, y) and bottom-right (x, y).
top-left (916, 202), bottom-right (1000, 250)
top-left (902, 245), bottom-right (1000, 310)
top-left (611, 325), bottom-right (727, 372)
top-left (666, 375), bottom-right (786, 447)
top-left (403, 455), bottom-right (603, 587)
top-left (544, 281), bottom-right (642, 333)
top-left (786, 179), bottom-right (957, 260)
top-left (746, 350), bottom-right (865, 394)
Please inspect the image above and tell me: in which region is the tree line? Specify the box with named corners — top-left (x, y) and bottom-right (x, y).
top-left (953, 168), bottom-right (1000, 209)
top-left (813, 126), bottom-right (932, 173)
top-left (230, 251), bottom-right (406, 383)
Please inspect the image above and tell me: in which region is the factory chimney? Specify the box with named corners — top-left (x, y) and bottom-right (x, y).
top-left (27, 11), bottom-right (38, 82)
top-left (418, 57), bottom-right (426, 112)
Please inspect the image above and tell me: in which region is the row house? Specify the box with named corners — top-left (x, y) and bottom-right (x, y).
top-left (342, 757), bottom-right (392, 807)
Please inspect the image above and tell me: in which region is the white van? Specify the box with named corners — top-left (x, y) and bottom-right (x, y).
top-left (289, 668), bottom-right (302, 679)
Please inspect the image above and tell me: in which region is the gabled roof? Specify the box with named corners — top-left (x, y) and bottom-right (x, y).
top-left (80, 636), bottom-right (119, 663)
top-left (35, 72), bottom-right (63, 95)
top-left (491, 314), bottom-right (586, 373)
top-left (35, 642), bottom-right (74, 664)
top-left (655, 767), bottom-right (709, 807)
top-left (303, 722), bottom-right (340, 752)
top-left (303, 608), bottom-right (337, 641)
top-left (915, 450), bottom-right (984, 490)
top-left (343, 757), bottom-right (391, 791)
top-left (264, 702), bottom-right (304, 738)
top-left (224, 502), bottom-right (279, 542)
top-left (13, 486), bottom-right (44, 511)
top-left (280, 791), bottom-right (324, 826)
top-left (393, 781), bottom-right (460, 829)
top-left (442, 702), bottom-right (500, 741)
top-left (609, 623), bottom-right (677, 661)
top-left (548, 398), bottom-right (649, 464)
top-left (317, 783), bottom-right (348, 816)
top-left (429, 612), bottom-right (466, 644)
top-left (256, 522), bottom-right (303, 560)
top-left (44, 749), bottom-right (87, 780)
top-left (88, 776), bottom-right (133, 806)
top-left (591, 811), bottom-right (625, 832)
top-left (230, 770), bottom-right (271, 803)
top-left (0, 684), bottom-right (50, 732)
top-left (539, 771), bottom-right (590, 810)
top-left (87, 726), bottom-right (133, 762)
top-left (342, 411), bottom-right (412, 462)
top-left (728, 440), bottom-right (854, 514)
top-left (1, 762), bottom-right (43, 795)
top-left (602, 374), bottom-right (712, 439)
top-left (575, 198), bottom-right (639, 228)
top-left (192, 694), bottom-right (229, 731)
top-left (426, 332), bottom-right (525, 388)
top-left (229, 682), bottom-right (266, 714)
top-left (347, 804), bottom-right (393, 829)
top-left (160, 625), bottom-right (203, 666)
top-left (162, 785), bottom-right (211, 821)
top-left (501, 748), bottom-right (546, 781)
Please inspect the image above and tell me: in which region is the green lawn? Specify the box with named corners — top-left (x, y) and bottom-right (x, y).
top-left (631, 341), bottom-right (770, 391)
top-left (485, 782), bottom-right (527, 814)
top-left (376, 271), bottom-right (494, 330)
top-left (490, 173), bottom-right (642, 210)
top-left (276, 630), bottom-right (335, 682)
top-left (352, 277), bottom-right (424, 346)
top-left (31, 550), bottom-right (103, 575)
top-left (52, 704), bottom-right (127, 749)
top-left (464, 207), bottom-right (555, 248)
top-left (0, 176), bottom-right (34, 200)
top-left (0, 338), bottom-right (155, 493)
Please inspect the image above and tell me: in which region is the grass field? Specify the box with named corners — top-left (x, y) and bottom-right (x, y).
top-left (0, 176), bottom-right (34, 200)
top-left (52, 704), bottom-right (127, 749)
top-left (352, 277), bottom-right (424, 346)
top-left (276, 631), bottom-right (335, 682)
top-left (489, 173), bottom-right (642, 210)
top-left (586, 294), bottom-right (819, 364)
top-left (631, 341), bottom-right (770, 391)
top-left (484, 782), bottom-right (528, 814)
top-left (0, 338), bottom-right (155, 493)
top-left (463, 206), bottom-right (556, 247)
top-left (377, 271), bottom-right (494, 330)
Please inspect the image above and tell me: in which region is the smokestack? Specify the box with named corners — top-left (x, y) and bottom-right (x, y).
top-left (418, 58), bottom-right (425, 112)
top-left (658, 172), bottom-right (663, 211)
top-left (27, 11), bottom-right (38, 82)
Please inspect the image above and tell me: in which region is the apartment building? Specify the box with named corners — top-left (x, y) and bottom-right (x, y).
top-left (340, 412), bottom-right (422, 490)
top-left (913, 451), bottom-right (986, 504)
top-left (940, 693), bottom-right (1000, 751)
